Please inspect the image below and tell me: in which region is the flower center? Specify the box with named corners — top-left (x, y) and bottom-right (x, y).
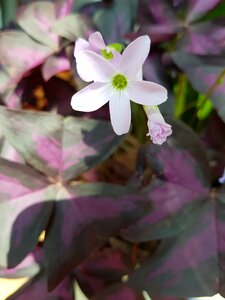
top-left (112, 74), bottom-right (128, 90)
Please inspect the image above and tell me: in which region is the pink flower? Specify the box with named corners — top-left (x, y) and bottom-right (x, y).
top-left (146, 107), bottom-right (172, 145)
top-left (71, 34), bottom-right (168, 135)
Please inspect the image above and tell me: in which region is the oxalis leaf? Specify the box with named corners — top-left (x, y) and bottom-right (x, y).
top-left (73, 247), bottom-right (134, 298)
top-left (0, 106), bottom-right (124, 180)
top-left (112, 119), bottom-right (225, 298)
top-left (0, 247), bottom-right (43, 279)
top-left (16, 1), bottom-right (59, 49)
top-left (0, 31), bottom-right (52, 89)
top-left (172, 52), bottom-right (225, 123)
top-left (0, 107), bottom-right (149, 291)
top-left (137, 0), bottom-right (225, 55)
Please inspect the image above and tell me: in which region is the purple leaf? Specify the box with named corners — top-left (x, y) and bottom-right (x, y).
top-left (44, 183), bottom-right (149, 290)
top-left (0, 138), bottom-right (24, 163)
top-left (16, 2), bottom-right (59, 49)
top-left (172, 52), bottom-right (225, 122)
top-left (0, 158), bottom-right (54, 268)
top-left (42, 53), bottom-right (70, 81)
top-left (0, 107), bottom-right (124, 180)
top-left (127, 200), bottom-right (218, 297)
top-left (0, 247), bottom-right (42, 279)
top-left (143, 53), bottom-right (174, 115)
top-left (117, 120), bottom-right (225, 297)
top-left (7, 272), bottom-right (74, 300)
top-left (216, 188), bottom-right (225, 296)
top-left (137, 0), bottom-right (180, 43)
top-left (186, 0), bottom-right (221, 22)
top-left (137, 0), bottom-right (225, 55)
top-left (177, 22), bottom-right (225, 55)
top-left (0, 31), bottom-right (52, 90)
top-left (74, 248), bottom-right (133, 298)
top-left (55, 0), bottom-right (74, 18)
top-left (91, 283), bottom-right (145, 300)
top-left (151, 297), bottom-right (183, 300)
top-left (52, 14), bottom-right (93, 41)
top-left (122, 119), bottom-right (210, 242)
top-left (201, 113), bottom-right (225, 180)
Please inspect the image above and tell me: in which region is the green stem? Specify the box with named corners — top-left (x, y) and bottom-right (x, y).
top-left (174, 73), bottom-right (187, 118)
top-left (198, 68), bottom-right (225, 110)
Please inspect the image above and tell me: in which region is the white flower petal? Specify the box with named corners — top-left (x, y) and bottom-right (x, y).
top-left (146, 106), bottom-right (165, 123)
top-left (110, 49), bottom-right (122, 68)
top-left (109, 92), bottom-right (131, 135)
top-left (127, 81), bottom-right (167, 106)
top-left (120, 36), bottom-right (151, 79)
top-left (74, 38), bottom-right (89, 58)
top-left (89, 31), bottom-right (105, 49)
top-left (76, 52), bottom-right (94, 82)
top-left (71, 82), bottom-right (112, 112)
top-left (76, 50), bottom-right (117, 82)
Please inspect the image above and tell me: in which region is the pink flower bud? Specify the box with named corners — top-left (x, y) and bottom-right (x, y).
top-left (146, 107), bottom-right (172, 145)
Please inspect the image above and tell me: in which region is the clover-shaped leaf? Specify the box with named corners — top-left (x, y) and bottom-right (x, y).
top-left (115, 119), bottom-right (225, 297)
top-left (0, 107), bottom-right (149, 291)
top-left (123, 119), bottom-right (210, 242)
top-left (0, 106), bottom-right (124, 180)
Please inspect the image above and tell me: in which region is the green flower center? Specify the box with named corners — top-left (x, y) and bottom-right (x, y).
top-left (112, 74), bottom-right (128, 90)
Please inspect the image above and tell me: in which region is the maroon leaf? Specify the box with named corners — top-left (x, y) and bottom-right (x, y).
top-left (74, 248), bottom-right (133, 298)
top-left (0, 158), bottom-right (54, 268)
top-left (201, 113), bottom-right (225, 180)
top-left (122, 119), bottom-right (210, 242)
top-left (127, 200), bottom-right (218, 297)
top-left (44, 183), bottom-right (149, 290)
top-left (0, 247), bottom-right (43, 279)
top-left (116, 120), bottom-right (225, 297)
top-left (91, 283), bottom-right (145, 300)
